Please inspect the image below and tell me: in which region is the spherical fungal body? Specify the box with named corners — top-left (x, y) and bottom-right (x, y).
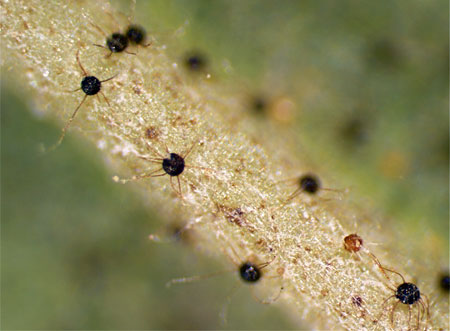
top-left (299, 174), bottom-right (320, 194)
top-left (107, 32), bottom-right (129, 53)
top-left (395, 282), bottom-right (420, 305)
top-left (81, 76), bottom-right (101, 95)
top-left (344, 233), bottom-right (363, 253)
top-left (239, 262), bottom-right (261, 283)
top-left (48, 50), bottom-right (116, 151)
top-left (377, 266), bottom-right (429, 330)
top-left (162, 153), bottom-right (185, 177)
top-left (440, 274), bottom-right (450, 291)
top-left (252, 97), bottom-right (267, 114)
top-left (185, 54), bottom-right (206, 71)
top-left (126, 25), bottom-right (146, 44)
top-left (116, 142), bottom-right (204, 198)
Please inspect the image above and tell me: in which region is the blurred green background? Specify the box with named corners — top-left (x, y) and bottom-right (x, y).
top-left (2, 0), bottom-right (448, 329)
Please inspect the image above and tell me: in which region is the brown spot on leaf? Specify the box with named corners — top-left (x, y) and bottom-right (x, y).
top-left (145, 126), bottom-right (159, 139)
top-left (225, 207), bottom-right (245, 226)
top-left (352, 296), bottom-right (363, 307)
top-left (276, 267), bottom-right (285, 276)
top-left (216, 204), bottom-right (255, 233)
top-left (133, 86), bottom-right (142, 95)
